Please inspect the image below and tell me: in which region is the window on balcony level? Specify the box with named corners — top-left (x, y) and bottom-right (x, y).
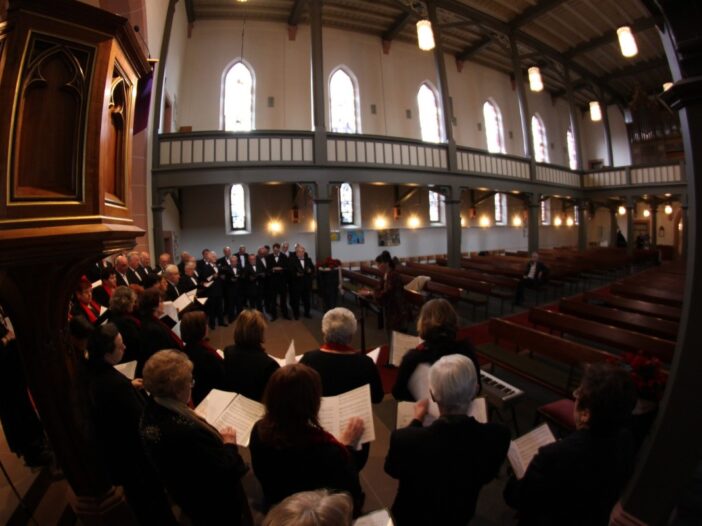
top-left (223, 61), bottom-right (254, 132)
top-left (531, 114), bottom-right (549, 163)
top-left (483, 100), bottom-right (506, 154)
top-left (329, 68), bottom-right (360, 133)
top-left (417, 83), bottom-right (442, 143)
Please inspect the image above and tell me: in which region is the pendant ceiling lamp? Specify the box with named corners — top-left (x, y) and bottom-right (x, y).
top-left (416, 20), bottom-right (435, 51)
top-left (589, 101), bottom-right (602, 122)
top-left (528, 66), bottom-right (543, 92)
top-left (617, 26), bottom-right (638, 58)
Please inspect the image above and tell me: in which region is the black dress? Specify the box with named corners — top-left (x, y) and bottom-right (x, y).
top-left (223, 344), bottom-right (280, 402)
top-left (503, 427), bottom-right (636, 526)
top-left (385, 414), bottom-right (510, 526)
top-left (249, 422), bottom-right (364, 515)
top-left (392, 329), bottom-right (481, 401)
top-left (184, 340), bottom-right (226, 405)
top-left (140, 398), bottom-right (249, 525)
top-left (137, 315), bottom-right (183, 375)
top-left (109, 312), bottom-right (142, 364)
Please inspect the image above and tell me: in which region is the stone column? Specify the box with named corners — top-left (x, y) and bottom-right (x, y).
top-left (527, 193), bottom-right (540, 253)
top-left (510, 35), bottom-right (536, 182)
top-left (445, 185), bottom-right (463, 268)
top-left (626, 197), bottom-right (636, 256)
top-left (313, 182), bottom-right (331, 262)
top-left (577, 200), bottom-right (588, 250)
top-left (650, 202), bottom-right (659, 249)
top-left (309, 0), bottom-right (327, 164)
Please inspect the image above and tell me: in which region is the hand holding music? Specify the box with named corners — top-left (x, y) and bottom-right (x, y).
top-left (220, 426), bottom-right (238, 445)
top-left (340, 417), bottom-right (365, 447)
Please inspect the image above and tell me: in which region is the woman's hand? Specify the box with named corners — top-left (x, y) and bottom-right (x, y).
top-left (414, 399), bottom-right (429, 423)
top-left (340, 417), bottom-right (365, 447)
top-left (131, 378), bottom-right (144, 390)
top-left (220, 426), bottom-right (238, 445)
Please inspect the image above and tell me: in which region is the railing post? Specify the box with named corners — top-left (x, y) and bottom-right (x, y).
top-left (309, 0), bottom-right (327, 165)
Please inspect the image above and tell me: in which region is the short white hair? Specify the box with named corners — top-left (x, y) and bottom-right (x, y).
top-left (321, 308), bottom-right (357, 345)
top-left (429, 354), bottom-right (477, 415)
top-left (165, 264), bottom-right (179, 279)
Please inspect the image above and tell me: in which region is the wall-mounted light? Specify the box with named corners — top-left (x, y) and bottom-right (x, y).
top-left (268, 220), bottom-right (283, 235)
top-left (618, 205), bottom-right (626, 216)
top-left (554, 216), bottom-right (563, 227)
top-left (617, 26), bottom-right (638, 58)
top-left (566, 217), bottom-right (574, 227)
top-left (643, 209), bottom-right (651, 218)
top-left (407, 215), bottom-right (421, 229)
top-left (309, 219), bottom-right (316, 231)
top-left (460, 216), bottom-right (466, 227)
top-left (528, 67), bottom-right (543, 92)
top-left (663, 82), bottom-right (674, 92)
top-left (479, 215), bottom-right (491, 227)
top-left (373, 215), bottom-right (388, 229)
top-left (664, 204), bottom-right (673, 215)
top-left (512, 215), bottom-right (523, 227)
top-left (416, 20), bottom-right (435, 51)
top-left (589, 101), bottom-right (602, 122)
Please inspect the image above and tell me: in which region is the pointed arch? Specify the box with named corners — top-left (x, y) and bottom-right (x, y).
top-left (483, 99), bottom-right (506, 154)
top-left (417, 82), bottom-right (442, 143)
top-left (222, 59), bottom-right (255, 131)
top-left (531, 113), bottom-right (549, 163)
top-left (329, 66), bottom-right (360, 133)
top-left (229, 183), bottom-right (248, 231)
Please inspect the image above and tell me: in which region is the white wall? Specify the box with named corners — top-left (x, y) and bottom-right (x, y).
top-left (580, 104), bottom-right (632, 168)
top-left (162, 0), bottom-right (188, 132)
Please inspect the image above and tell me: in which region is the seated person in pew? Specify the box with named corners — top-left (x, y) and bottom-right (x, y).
top-left (181, 311), bottom-right (225, 406)
top-left (140, 350), bottom-right (250, 525)
top-left (263, 490), bottom-right (353, 526)
top-left (86, 324), bottom-right (176, 525)
top-left (515, 252), bottom-right (549, 306)
top-left (503, 363), bottom-right (637, 526)
top-left (301, 307), bottom-right (384, 470)
top-left (393, 298), bottom-right (481, 401)
top-left (223, 309), bottom-right (280, 402)
top-left (249, 364), bottom-right (365, 516)
top-left (385, 355), bottom-right (510, 525)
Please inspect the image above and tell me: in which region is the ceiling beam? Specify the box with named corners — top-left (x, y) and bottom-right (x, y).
top-left (600, 57), bottom-right (668, 81)
top-left (456, 36), bottom-right (492, 61)
top-left (509, 0), bottom-right (570, 28)
top-left (288, 0), bottom-right (307, 27)
top-left (564, 16), bottom-right (657, 59)
top-left (382, 10), bottom-right (414, 42)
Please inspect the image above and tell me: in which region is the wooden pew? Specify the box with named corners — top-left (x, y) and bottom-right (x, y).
top-left (583, 291), bottom-right (681, 321)
top-left (559, 297), bottom-right (679, 341)
top-left (528, 308), bottom-right (675, 363)
top-left (610, 282), bottom-right (684, 307)
top-left (478, 318), bottom-right (621, 397)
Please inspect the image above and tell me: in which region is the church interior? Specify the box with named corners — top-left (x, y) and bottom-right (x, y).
top-left (0, 0), bottom-right (700, 524)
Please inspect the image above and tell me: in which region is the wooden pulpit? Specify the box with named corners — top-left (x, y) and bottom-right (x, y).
top-left (0, 0), bottom-right (149, 522)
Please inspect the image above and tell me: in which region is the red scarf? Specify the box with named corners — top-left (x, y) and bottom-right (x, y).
top-left (101, 284), bottom-right (115, 298)
top-left (320, 342), bottom-right (356, 353)
top-left (80, 300), bottom-right (102, 324)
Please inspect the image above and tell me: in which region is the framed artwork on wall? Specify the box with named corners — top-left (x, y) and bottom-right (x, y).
top-left (347, 230), bottom-right (365, 244)
top-left (330, 231), bottom-right (340, 242)
top-left (378, 228), bottom-right (400, 247)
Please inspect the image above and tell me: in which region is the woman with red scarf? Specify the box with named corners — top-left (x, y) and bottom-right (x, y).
top-left (92, 267), bottom-right (117, 308)
top-left (249, 364), bottom-right (365, 516)
top-left (70, 279), bottom-right (105, 325)
top-left (180, 311), bottom-right (225, 405)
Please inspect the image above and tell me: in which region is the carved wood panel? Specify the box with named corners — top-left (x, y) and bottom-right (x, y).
top-left (104, 63), bottom-right (129, 205)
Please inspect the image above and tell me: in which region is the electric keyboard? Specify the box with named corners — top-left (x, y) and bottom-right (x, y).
top-left (480, 369), bottom-right (524, 409)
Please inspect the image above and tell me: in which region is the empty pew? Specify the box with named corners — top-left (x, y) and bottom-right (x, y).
top-left (583, 292), bottom-right (681, 321)
top-left (610, 282), bottom-right (684, 307)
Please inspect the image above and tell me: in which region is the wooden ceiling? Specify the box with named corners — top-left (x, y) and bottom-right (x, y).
top-left (188, 0), bottom-right (668, 108)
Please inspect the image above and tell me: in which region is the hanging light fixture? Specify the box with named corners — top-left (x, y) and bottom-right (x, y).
top-left (416, 20), bottom-right (435, 51)
top-left (617, 26), bottom-right (638, 58)
top-left (528, 67), bottom-right (544, 92)
top-left (589, 101), bottom-right (602, 122)
top-left (663, 82), bottom-right (674, 91)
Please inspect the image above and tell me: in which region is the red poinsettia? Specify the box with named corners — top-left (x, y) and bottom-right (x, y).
top-left (623, 351), bottom-right (667, 402)
top-left (317, 256), bottom-right (342, 269)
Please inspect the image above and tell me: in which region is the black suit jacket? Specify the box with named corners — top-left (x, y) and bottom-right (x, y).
top-left (138, 316), bottom-right (183, 373)
top-left (288, 255), bottom-right (315, 287)
top-left (137, 265), bottom-right (151, 280)
top-left (178, 275), bottom-right (200, 295)
top-left (385, 414), bottom-right (510, 526)
top-left (504, 428), bottom-right (635, 526)
top-left (92, 285), bottom-right (112, 308)
top-left (115, 272), bottom-right (130, 288)
top-left (165, 281), bottom-right (181, 302)
top-left (266, 253), bottom-right (289, 280)
top-left (524, 261), bottom-right (548, 282)
top-left (126, 267), bottom-right (143, 285)
top-left (109, 313), bottom-right (142, 364)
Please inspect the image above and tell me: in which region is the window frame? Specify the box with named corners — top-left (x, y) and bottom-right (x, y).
top-left (338, 182), bottom-right (355, 226)
top-left (541, 198), bottom-right (552, 226)
top-left (531, 113), bottom-right (549, 163)
top-left (417, 82), bottom-right (443, 143)
top-left (483, 99), bottom-right (506, 154)
top-left (494, 193), bottom-right (508, 226)
top-left (328, 66), bottom-right (361, 134)
top-left (227, 183), bottom-right (250, 233)
top-left (221, 59), bottom-right (256, 132)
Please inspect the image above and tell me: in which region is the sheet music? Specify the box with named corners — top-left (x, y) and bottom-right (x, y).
top-left (396, 397), bottom-right (488, 429)
top-left (319, 385), bottom-right (375, 445)
top-left (285, 340), bottom-right (296, 365)
top-left (216, 349), bottom-right (224, 359)
top-left (508, 423), bottom-right (556, 479)
top-left (196, 297), bottom-right (208, 305)
top-left (91, 280), bottom-right (101, 290)
top-left (390, 332), bottom-right (422, 366)
top-left (161, 302), bottom-right (178, 322)
top-left (195, 389), bottom-right (238, 427)
top-left (186, 289), bottom-right (197, 299)
top-left (354, 509), bottom-right (394, 526)
top-left (213, 394), bottom-right (265, 447)
top-left (114, 360), bottom-right (137, 380)
top-left (366, 347), bottom-right (381, 364)
top-left (173, 293), bottom-right (193, 312)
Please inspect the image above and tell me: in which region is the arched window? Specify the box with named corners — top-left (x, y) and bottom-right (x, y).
top-left (230, 184), bottom-right (247, 230)
top-left (483, 100), bottom-right (505, 154)
top-left (428, 190), bottom-right (443, 223)
top-left (531, 114), bottom-right (549, 163)
top-left (567, 127), bottom-right (578, 170)
top-left (339, 183), bottom-right (354, 225)
top-left (494, 193), bottom-right (508, 225)
top-left (223, 61), bottom-right (254, 131)
top-left (417, 83), bottom-right (442, 143)
top-left (541, 198), bottom-right (551, 226)
top-left (573, 204), bottom-right (580, 225)
top-left (329, 68), bottom-right (359, 133)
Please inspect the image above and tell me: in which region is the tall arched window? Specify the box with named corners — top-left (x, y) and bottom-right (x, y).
top-left (567, 127), bottom-right (578, 170)
top-left (494, 193), bottom-right (508, 225)
top-left (329, 68), bottom-right (359, 133)
top-left (223, 61), bottom-right (254, 131)
top-left (339, 183), bottom-right (354, 225)
top-left (417, 83), bottom-right (442, 143)
top-left (531, 114), bottom-right (549, 163)
top-left (541, 198), bottom-right (551, 226)
top-left (230, 184), bottom-right (247, 230)
top-left (483, 100), bottom-right (505, 154)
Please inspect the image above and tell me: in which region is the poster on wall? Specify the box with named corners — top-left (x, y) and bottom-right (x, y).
top-left (378, 229), bottom-right (400, 247)
top-left (331, 231), bottom-right (340, 242)
top-left (347, 230), bottom-right (365, 245)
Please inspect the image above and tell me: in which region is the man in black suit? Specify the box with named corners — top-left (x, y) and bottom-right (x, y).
top-left (265, 243), bottom-right (290, 320)
top-left (126, 252), bottom-right (144, 285)
top-left (196, 249), bottom-right (211, 277)
top-left (288, 244), bottom-right (315, 319)
top-left (114, 255), bottom-right (130, 288)
top-left (257, 247), bottom-right (270, 313)
top-left (241, 254), bottom-right (265, 311)
top-left (138, 251), bottom-right (153, 279)
top-left (178, 261), bottom-right (200, 295)
top-left (235, 245), bottom-right (248, 270)
top-left (177, 252), bottom-right (191, 274)
top-left (157, 253), bottom-right (172, 275)
top-left (220, 255), bottom-right (242, 322)
top-left (385, 355), bottom-right (510, 526)
top-left (217, 246), bottom-right (233, 267)
top-left (163, 265), bottom-right (182, 302)
top-left (514, 252), bottom-right (549, 306)
top-left (504, 363), bottom-right (637, 526)
top-left (200, 251), bottom-right (226, 329)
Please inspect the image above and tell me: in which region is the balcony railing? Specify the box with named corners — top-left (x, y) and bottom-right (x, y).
top-left (156, 131), bottom-right (685, 190)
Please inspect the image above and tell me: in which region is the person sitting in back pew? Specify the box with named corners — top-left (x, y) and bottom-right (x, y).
top-left (385, 354), bottom-right (510, 525)
top-left (393, 299), bottom-right (481, 401)
top-left (514, 252), bottom-right (549, 306)
top-left (503, 363), bottom-right (637, 526)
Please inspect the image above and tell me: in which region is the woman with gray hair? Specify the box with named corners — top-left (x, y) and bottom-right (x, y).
top-left (385, 354), bottom-right (510, 525)
top-left (263, 490), bottom-right (353, 526)
top-left (139, 350), bottom-right (250, 525)
top-left (300, 307), bottom-right (384, 470)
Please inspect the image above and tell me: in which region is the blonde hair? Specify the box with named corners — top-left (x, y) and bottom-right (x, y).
top-left (233, 309), bottom-right (267, 349)
top-left (263, 490), bottom-right (353, 526)
top-left (416, 298), bottom-right (458, 339)
top-left (143, 350), bottom-right (193, 399)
